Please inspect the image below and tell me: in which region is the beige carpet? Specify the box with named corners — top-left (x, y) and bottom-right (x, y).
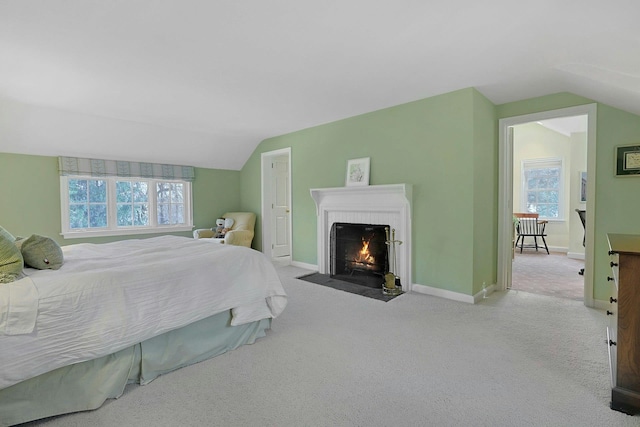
top-left (21, 263), bottom-right (637, 427)
top-left (511, 251), bottom-right (585, 300)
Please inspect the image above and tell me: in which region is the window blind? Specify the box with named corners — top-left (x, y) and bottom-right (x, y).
top-left (58, 157), bottom-right (195, 182)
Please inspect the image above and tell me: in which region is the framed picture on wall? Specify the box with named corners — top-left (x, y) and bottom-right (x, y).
top-left (615, 144), bottom-right (640, 176)
top-left (345, 157), bottom-right (370, 186)
top-left (579, 171), bottom-right (587, 203)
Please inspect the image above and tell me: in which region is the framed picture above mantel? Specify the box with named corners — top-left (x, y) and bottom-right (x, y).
top-left (345, 157), bottom-right (370, 186)
top-left (615, 144), bottom-right (640, 177)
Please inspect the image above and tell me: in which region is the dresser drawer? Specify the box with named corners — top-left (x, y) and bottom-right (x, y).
top-left (607, 326), bottom-right (617, 388)
top-left (609, 252), bottom-right (619, 291)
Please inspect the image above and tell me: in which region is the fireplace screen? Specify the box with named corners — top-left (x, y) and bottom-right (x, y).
top-left (330, 222), bottom-right (389, 288)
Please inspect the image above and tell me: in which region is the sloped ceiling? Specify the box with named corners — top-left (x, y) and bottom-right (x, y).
top-left (1, 1), bottom-right (638, 170)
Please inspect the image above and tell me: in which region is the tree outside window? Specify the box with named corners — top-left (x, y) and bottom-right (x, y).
top-left (522, 159), bottom-right (562, 219)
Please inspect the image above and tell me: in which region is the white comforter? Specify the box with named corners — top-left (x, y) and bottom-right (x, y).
top-left (0, 235), bottom-right (287, 389)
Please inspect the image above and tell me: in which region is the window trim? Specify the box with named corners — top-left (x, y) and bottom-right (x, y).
top-left (520, 157), bottom-right (564, 221)
top-left (60, 175), bottom-right (193, 239)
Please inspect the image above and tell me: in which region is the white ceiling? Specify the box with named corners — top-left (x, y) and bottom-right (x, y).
top-left (1, 1), bottom-right (639, 169)
top-left (537, 116), bottom-right (588, 136)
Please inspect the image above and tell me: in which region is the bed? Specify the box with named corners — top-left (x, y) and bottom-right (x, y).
top-left (0, 235), bottom-right (287, 426)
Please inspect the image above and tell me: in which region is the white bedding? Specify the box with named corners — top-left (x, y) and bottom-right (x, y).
top-left (0, 235), bottom-right (287, 389)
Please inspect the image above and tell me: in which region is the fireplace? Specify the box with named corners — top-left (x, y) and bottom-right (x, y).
top-left (330, 223), bottom-right (389, 288)
top-left (310, 184), bottom-right (413, 291)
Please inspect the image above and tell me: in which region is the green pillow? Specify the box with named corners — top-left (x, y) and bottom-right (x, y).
top-left (20, 234), bottom-right (64, 270)
top-left (0, 226), bottom-right (16, 243)
top-left (0, 233), bottom-right (24, 283)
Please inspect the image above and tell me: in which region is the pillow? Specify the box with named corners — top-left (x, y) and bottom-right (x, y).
top-left (0, 233), bottom-right (24, 283)
top-left (224, 218), bottom-right (235, 229)
top-left (0, 226), bottom-right (16, 242)
top-left (20, 234), bottom-right (64, 270)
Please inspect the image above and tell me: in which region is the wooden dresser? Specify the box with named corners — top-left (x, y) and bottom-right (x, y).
top-left (607, 233), bottom-right (640, 415)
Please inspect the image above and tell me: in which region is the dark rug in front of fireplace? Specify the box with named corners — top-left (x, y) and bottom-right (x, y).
top-left (296, 273), bottom-right (403, 302)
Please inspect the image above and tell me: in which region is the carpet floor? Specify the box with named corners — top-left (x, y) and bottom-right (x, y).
top-left (22, 263), bottom-right (637, 427)
top-left (511, 251), bottom-right (585, 300)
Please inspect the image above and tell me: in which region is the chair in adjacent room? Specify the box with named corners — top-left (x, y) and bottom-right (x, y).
top-left (513, 212), bottom-right (549, 254)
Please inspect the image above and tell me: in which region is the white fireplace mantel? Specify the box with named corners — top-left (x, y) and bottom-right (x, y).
top-left (310, 184), bottom-right (413, 290)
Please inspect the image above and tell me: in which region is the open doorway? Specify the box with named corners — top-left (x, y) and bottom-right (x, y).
top-left (510, 117), bottom-right (587, 301)
top-left (497, 104), bottom-right (597, 307)
top-left (261, 147), bottom-right (292, 263)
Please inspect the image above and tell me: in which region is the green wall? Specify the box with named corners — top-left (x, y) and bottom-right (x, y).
top-left (497, 93), bottom-right (640, 301)
top-left (4, 88), bottom-right (639, 301)
top-left (241, 88), bottom-right (498, 296)
top-left (0, 153), bottom-right (241, 246)
top-left (472, 92), bottom-right (498, 293)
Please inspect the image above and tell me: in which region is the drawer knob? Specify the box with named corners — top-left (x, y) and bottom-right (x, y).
top-left (609, 250), bottom-right (617, 255)
top-left (607, 276), bottom-right (614, 281)
top-left (609, 340), bottom-right (617, 347)
top-left (610, 297), bottom-right (618, 303)
top-left (607, 310), bottom-right (614, 315)
top-left (610, 261), bottom-right (618, 267)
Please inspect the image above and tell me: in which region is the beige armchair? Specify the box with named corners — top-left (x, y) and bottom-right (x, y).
top-left (193, 212), bottom-right (256, 248)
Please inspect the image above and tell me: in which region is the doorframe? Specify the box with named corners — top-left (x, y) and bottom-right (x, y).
top-left (261, 147), bottom-right (292, 261)
top-left (497, 104), bottom-right (597, 307)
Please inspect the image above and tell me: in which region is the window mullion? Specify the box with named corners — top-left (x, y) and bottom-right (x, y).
top-left (107, 177), bottom-right (116, 229)
top-left (149, 180), bottom-right (158, 227)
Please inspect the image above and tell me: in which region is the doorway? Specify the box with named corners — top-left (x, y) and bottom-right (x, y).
top-left (261, 148), bottom-right (292, 262)
top-left (510, 117), bottom-right (587, 300)
top-left (497, 104), bottom-right (597, 307)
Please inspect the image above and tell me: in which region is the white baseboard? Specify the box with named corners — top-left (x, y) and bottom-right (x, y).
top-left (567, 252), bottom-right (585, 260)
top-left (472, 283), bottom-right (497, 303)
top-left (290, 260), bottom-right (318, 271)
top-left (593, 298), bottom-right (611, 311)
top-left (411, 283), bottom-right (478, 304)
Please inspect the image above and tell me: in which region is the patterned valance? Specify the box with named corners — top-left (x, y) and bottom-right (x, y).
top-left (58, 157), bottom-right (195, 182)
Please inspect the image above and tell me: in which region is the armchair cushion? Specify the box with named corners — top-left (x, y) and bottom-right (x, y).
top-left (193, 228), bottom-right (215, 239)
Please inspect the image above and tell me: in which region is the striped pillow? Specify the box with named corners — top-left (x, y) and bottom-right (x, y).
top-left (0, 233), bottom-right (24, 284)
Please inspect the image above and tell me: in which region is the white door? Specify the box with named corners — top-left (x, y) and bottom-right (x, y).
top-left (271, 155), bottom-right (290, 258)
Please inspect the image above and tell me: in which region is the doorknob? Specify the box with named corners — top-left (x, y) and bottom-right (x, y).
top-left (286, 209), bottom-right (290, 213)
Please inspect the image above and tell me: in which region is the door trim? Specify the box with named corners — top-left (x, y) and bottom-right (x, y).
top-left (261, 147), bottom-right (292, 261)
top-left (497, 104), bottom-right (597, 307)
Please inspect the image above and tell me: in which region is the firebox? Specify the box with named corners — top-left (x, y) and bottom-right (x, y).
top-left (330, 222), bottom-right (389, 288)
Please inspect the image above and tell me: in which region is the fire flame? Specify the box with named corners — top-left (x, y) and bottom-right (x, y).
top-left (354, 238), bottom-right (375, 265)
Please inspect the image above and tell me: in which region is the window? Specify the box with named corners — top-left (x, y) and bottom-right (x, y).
top-left (61, 176), bottom-right (192, 238)
top-left (521, 158), bottom-right (563, 219)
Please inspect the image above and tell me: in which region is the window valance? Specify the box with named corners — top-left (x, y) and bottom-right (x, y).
top-left (58, 157), bottom-right (195, 182)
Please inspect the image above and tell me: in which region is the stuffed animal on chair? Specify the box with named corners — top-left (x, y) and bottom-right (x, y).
top-left (213, 218), bottom-right (225, 238)
top-left (214, 218), bottom-right (235, 238)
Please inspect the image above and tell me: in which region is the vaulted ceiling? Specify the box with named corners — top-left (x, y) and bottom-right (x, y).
top-left (1, 1), bottom-right (638, 169)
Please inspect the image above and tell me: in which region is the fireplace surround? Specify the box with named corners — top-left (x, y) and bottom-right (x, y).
top-left (310, 184), bottom-right (412, 291)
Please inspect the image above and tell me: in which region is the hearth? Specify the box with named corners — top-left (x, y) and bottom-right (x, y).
top-left (330, 222), bottom-right (389, 288)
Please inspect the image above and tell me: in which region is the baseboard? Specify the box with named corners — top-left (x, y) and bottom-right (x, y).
top-left (290, 260), bottom-right (318, 271)
top-left (513, 245), bottom-right (567, 254)
top-left (593, 298), bottom-right (611, 311)
top-left (567, 252), bottom-right (585, 260)
top-left (472, 283), bottom-right (496, 303)
top-left (411, 283), bottom-right (477, 304)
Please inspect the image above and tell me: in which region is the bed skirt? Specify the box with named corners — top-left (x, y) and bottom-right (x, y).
top-left (0, 310), bottom-right (271, 426)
